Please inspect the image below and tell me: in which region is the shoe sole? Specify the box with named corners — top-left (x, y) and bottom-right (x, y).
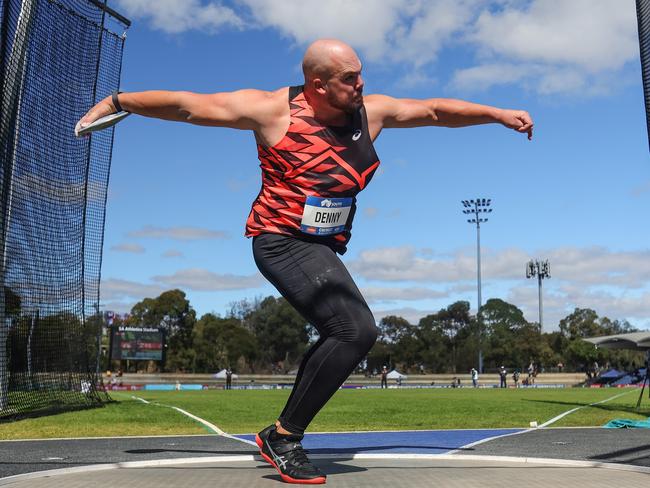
top-left (255, 434), bottom-right (326, 484)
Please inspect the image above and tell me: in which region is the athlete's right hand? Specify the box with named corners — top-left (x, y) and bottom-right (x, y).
top-left (498, 109), bottom-right (534, 141)
top-left (75, 96), bottom-right (116, 137)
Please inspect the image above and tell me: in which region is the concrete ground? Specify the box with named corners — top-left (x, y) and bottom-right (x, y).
top-left (1, 427), bottom-right (648, 487)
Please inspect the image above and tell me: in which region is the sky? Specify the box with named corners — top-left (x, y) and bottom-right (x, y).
top-left (98, 0), bottom-right (650, 331)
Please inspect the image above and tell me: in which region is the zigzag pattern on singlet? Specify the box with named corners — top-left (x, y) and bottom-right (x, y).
top-left (246, 89), bottom-right (380, 247)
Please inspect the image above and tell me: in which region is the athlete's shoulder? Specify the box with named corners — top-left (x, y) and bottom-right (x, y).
top-left (219, 87), bottom-right (289, 126)
top-left (363, 94), bottom-right (401, 116)
top-left (363, 94), bottom-right (401, 131)
top-left (228, 86), bottom-right (288, 108)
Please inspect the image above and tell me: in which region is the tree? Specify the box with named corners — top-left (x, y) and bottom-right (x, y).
top-left (193, 314), bottom-right (258, 372)
top-left (418, 301), bottom-right (473, 373)
top-left (378, 315), bottom-right (412, 343)
top-left (481, 299), bottom-right (531, 370)
top-left (248, 296), bottom-right (309, 369)
top-left (411, 319), bottom-right (448, 373)
top-left (481, 298), bottom-right (528, 333)
top-left (557, 308), bottom-right (643, 371)
top-left (559, 308), bottom-right (602, 340)
top-left (129, 289), bottom-right (197, 371)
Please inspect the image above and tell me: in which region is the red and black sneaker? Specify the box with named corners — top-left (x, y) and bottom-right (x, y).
top-left (255, 425), bottom-right (326, 484)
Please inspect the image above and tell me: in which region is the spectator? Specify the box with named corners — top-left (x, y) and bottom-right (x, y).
top-left (513, 370), bottom-right (520, 388)
top-left (527, 362), bottom-right (535, 385)
top-left (557, 362), bottom-right (563, 373)
top-left (380, 366), bottom-right (388, 389)
top-left (471, 367), bottom-right (479, 388)
top-left (226, 368), bottom-right (233, 390)
top-left (499, 366), bottom-right (507, 388)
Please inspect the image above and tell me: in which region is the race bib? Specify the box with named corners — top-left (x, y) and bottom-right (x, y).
top-left (300, 196), bottom-right (352, 236)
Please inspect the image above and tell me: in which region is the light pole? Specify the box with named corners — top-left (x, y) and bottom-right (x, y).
top-left (461, 198), bottom-right (492, 374)
top-left (526, 260), bottom-right (551, 331)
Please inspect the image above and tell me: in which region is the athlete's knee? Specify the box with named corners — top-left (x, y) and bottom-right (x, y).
top-left (348, 312), bottom-right (377, 353)
top-left (358, 321), bottom-right (378, 352)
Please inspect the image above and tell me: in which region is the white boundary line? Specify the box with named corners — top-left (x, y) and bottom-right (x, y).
top-left (447, 390), bottom-right (636, 455)
top-left (129, 395), bottom-right (258, 447)
top-left (2, 453), bottom-right (649, 485)
top-left (537, 391), bottom-right (631, 428)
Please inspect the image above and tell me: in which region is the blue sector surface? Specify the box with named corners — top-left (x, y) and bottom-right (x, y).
top-left (238, 429), bottom-right (522, 454)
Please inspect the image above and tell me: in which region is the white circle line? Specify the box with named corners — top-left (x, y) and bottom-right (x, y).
top-left (2, 453), bottom-right (649, 486)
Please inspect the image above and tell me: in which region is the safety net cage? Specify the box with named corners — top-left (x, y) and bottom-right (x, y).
top-left (0, 0), bottom-right (129, 420)
top-left (638, 0), bottom-right (650, 151)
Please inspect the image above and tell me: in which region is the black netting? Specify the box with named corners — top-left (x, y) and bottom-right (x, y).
top-left (0, 0), bottom-right (128, 420)
top-left (638, 0), bottom-right (650, 151)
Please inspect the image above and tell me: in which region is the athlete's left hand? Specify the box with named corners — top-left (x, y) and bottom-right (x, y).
top-left (499, 109), bottom-right (534, 140)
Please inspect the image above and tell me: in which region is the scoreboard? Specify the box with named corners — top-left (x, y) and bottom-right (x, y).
top-left (110, 326), bottom-right (164, 361)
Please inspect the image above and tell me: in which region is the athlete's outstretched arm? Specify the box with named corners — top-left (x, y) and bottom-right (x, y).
top-left (364, 94), bottom-right (533, 140)
top-left (76, 89), bottom-right (284, 134)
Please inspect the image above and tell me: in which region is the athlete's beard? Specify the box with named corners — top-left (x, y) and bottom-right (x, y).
top-left (327, 90), bottom-right (363, 113)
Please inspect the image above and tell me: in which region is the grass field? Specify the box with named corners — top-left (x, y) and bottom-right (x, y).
top-left (1, 387), bottom-right (648, 440)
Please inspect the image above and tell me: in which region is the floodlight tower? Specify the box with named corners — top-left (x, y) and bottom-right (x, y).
top-left (461, 198), bottom-right (492, 374)
top-left (526, 260), bottom-right (551, 331)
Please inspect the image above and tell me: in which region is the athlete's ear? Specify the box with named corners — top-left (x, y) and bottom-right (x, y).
top-left (312, 78), bottom-right (327, 95)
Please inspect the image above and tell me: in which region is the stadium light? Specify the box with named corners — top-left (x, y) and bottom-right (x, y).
top-left (461, 198), bottom-right (492, 374)
top-left (526, 259), bottom-right (551, 331)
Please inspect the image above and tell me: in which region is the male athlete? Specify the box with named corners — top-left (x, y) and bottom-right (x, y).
top-left (77, 39), bottom-right (533, 484)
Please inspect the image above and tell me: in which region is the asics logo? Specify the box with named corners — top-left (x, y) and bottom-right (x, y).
top-left (352, 130), bottom-right (362, 141)
top-left (266, 440), bottom-right (288, 470)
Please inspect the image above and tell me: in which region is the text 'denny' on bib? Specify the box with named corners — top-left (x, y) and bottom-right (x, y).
top-left (300, 196), bottom-right (352, 236)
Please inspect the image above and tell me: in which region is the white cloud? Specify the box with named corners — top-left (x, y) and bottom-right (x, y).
top-left (346, 244), bottom-right (650, 327)
top-left (371, 307), bottom-right (438, 324)
top-left (363, 207), bottom-right (379, 218)
top-left (101, 278), bottom-right (166, 301)
top-left (152, 268), bottom-right (263, 291)
top-left (242, 0), bottom-right (407, 61)
top-left (348, 245), bottom-right (650, 287)
top-left (559, 285), bottom-right (650, 320)
top-left (114, 0), bottom-right (244, 34)
top-left (100, 300), bottom-right (136, 314)
top-left (454, 0), bottom-right (639, 94)
top-left (452, 63), bottom-right (531, 91)
top-left (128, 225), bottom-right (228, 241)
top-left (506, 283), bottom-right (650, 331)
top-left (110, 243), bottom-right (145, 254)
top-left (547, 247), bottom-right (650, 289)
top-left (347, 246), bottom-right (523, 282)
top-left (162, 249), bottom-right (184, 258)
top-left (242, 0), bottom-right (489, 65)
top-left (114, 0), bottom-right (639, 96)
top-left (361, 286), bottom-right (448, 304)
top-left (470, 1), bottom-right (637, 73)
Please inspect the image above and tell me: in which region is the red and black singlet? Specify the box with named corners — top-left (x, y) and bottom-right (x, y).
top-left (245, 85), bottom-right (380, 254)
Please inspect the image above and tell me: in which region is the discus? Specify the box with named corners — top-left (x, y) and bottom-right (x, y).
top-left (75, 111), bottom-right (130, 137)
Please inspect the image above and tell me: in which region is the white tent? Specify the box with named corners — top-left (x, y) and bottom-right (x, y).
top-left (213, 369), bottom-right (238, 379)
top-left (386, 370), bottom-right (407, 380)
top-left (583, 332), bottom-right (650, 351)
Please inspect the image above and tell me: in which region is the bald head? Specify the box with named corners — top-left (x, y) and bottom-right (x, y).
top-left (302, 39), bottom-right (360, 82)
top-left (302, 39), bottom-right (365, 117)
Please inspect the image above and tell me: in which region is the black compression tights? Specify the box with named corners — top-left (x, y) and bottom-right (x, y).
top-left (253, 233), bottom-right (378, 435)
